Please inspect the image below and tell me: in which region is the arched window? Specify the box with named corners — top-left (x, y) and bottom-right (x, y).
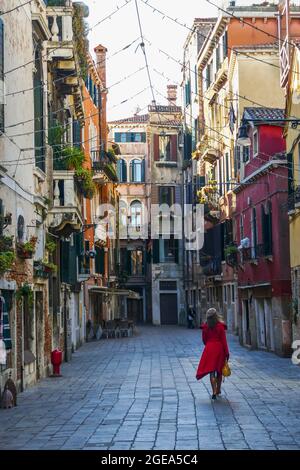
top-left (130, 200), bottom-right (142, 229)
top-left (117, 159), bottom-right (127, 182)
top-left (130, 159), bottom-right (145, 183)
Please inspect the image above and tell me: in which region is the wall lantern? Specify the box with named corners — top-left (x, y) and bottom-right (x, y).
top-left (237, 123), bottom-right (251, 146)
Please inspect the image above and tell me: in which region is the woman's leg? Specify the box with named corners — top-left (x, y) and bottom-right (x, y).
top-left (216, 373), bottom-right (222, 395)
top-left (210, 372), bottom-right (218, 398)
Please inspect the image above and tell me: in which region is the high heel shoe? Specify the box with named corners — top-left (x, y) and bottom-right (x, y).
top-left (211, 394), bottom-right (217, 400)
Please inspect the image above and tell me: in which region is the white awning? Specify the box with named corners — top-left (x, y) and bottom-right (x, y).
top-left (89, 286), bottom-right (140, 299)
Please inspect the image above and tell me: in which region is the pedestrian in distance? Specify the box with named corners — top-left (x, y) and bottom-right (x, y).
top-left (187, 306), bottom-right (196, 329)
top-left (196, 308), bottom-right (229, 400)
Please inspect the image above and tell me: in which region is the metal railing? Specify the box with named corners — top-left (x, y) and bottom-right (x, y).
top-left (288, 185), bottom-right (300, 212)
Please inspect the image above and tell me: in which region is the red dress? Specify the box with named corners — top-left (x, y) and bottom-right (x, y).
top-left (196, 321), bottom-right (229, 380)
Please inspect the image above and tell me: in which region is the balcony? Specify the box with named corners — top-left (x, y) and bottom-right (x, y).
top-left (240, 244), bottom-right (270, 264)
top-left (288, 185), bottom-right (300, 213)
top-left (48, 170), bottom-right (83, 236)
top-left (201, 256), bottom-right (222, 277)
top-left (46, 1), bottom-right (73, 59)
top-left (92, 150), bottom-right (118, 183)
top-left (94, 220), bottom-right (107, 246)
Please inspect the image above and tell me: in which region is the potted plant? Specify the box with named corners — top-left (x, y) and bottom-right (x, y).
top-left (75, 167), bottom-right (96, 199)
top-left (62, 146), bottom-right (85, 170)
top-left (16, 283), bottom-right (34, 307)
top-left (225, 245), bottom-right (239, 266)
top-left (17, 236), bottom-right (37, 259)
top-left (0, 251), bottom-right (15, 274)
top-left (0, 235), bottom-right (14, 252)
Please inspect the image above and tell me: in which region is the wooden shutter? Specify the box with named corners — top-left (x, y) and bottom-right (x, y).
top-left (153, 134), bottom-right (160, 161)
top-left (60, 240), bottom-right (70, 283)
top-left (170, 135), bottom-right (178, 161)
top-left (174, 239), bottom-right (179, 264)
top-left (153, 239), bottom-right (160, 264)
top-left (141, 159), bottom-right (145, 182)
top-left (73, 120), bottom-right (81, 148)
top-left (126, 250), bottom-right (132, 274)
top-left (95, 247), bottom-right (105, 274)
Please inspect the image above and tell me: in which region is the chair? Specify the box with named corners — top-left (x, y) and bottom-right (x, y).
top-left (119, 321), bottom-right (133, 337)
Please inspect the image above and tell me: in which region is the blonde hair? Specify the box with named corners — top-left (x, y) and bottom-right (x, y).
top-left (206, 308), bottom-right (222, 329)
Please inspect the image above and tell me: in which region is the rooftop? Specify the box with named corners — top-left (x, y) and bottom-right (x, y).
top-left (244, 107), bottom-right (285, 121)
top-left (109, 114), bottom-right (149, 124)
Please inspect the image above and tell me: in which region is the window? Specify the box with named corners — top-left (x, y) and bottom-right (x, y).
top-left (160, 281), bottom-right (177, 291)
top-left (251, 208), bottom-right (257, 258)
top-left (223, 285), bottom-right (227, 303)
top-left (206, 63), bottom-right (212, 89)
top-left (185, 79), bottom-right (191, 107)
top-left (0, 18), bottom-right (4, 133)
top-left (216, 44), bottom-right (220, 73)
top-left (114, 132), bottom-right (146, 143)
top-left (152, 236), bottom-right (179, 264)
top-left (33, 48), bottom-right (45, 171)
top-left (225, 152), bottom-right (230, 191)
top-left (117, 159), bottom-right (127, 182)
top-left (223, 31), bottom-right (228, 59)
top-left (261, 202), bottom-right (272, 256)
top-left (231, 285), bottom-right (235, 303)
top-left (159, 134), bottom-right (171, 161)
top-left (159, 186), bottom-right (175, 206)
top-left (240, 214), bottom-right (244, 240)
top-left (130, 200), bottom-right (142, 229)
top-left (159, 236), bottom-right (179, 263)
top-left (130, 159), bottom-right (144, 182)
top-left (242, 145), bottom-right (250, 164)
top-left (131, 249), bottom-right (144, 275)
top-left (253, 129), bottom-right (258, 157)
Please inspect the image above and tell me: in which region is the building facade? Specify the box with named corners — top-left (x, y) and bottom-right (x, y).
top-left (234, 107), bottom-right (291, 356)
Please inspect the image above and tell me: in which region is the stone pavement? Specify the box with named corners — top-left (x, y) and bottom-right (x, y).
top-left (1, 326), bottom-right (300, 450)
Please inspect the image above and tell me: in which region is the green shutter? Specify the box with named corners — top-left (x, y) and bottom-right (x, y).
top-left (60, 240), bottom-right (70, 283)
top-left (153, 240), bottom-right (160, 264)
top-left (126, 250), bottom-right (132, 275)
top-left (174, 239), bottom-right (179, 264)
top-left (95, 247), bottom-right (105, 274)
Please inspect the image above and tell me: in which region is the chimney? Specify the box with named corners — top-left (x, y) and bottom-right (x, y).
top-left (94, 44), bottom-right (107, 88)
top-left (167, 85), bottom-right (177, 105)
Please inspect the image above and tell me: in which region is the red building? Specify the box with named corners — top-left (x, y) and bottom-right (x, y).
top-left (233, 107), bottom-right (292, 356)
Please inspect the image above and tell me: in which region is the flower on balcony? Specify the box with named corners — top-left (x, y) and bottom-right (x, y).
top-left (75, 167), bottom-right (96, 199)
top-left (34, 260), bottom-right (57, 278)
top-left (17, 236), bottom-right (38, 259)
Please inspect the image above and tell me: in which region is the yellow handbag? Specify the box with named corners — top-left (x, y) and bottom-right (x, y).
top-left (222, 360), bottom-right (231, 377)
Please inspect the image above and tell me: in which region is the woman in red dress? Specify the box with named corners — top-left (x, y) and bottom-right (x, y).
top-left (196, 308), bottom-right (229, 400)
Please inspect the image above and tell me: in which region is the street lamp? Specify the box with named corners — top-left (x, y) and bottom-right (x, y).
top-left (237, 122), bottom-right (251, 146)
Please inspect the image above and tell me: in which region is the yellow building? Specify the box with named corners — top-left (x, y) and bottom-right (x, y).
top-left (284, 44), bottom-right (300, 339)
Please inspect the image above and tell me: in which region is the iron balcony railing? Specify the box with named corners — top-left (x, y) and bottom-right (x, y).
top-left (240, 243), bottom-right (271, 263)
top-left (288, 185), bottom-right (300, 212)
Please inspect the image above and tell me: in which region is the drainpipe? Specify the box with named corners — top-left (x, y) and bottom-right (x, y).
top-left (63, 284), bottom-right (68, 362)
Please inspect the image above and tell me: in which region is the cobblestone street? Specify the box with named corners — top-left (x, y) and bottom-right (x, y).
top-left (1, 326), bottom-right (300, 450)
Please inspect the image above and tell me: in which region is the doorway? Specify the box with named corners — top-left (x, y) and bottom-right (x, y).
top-left (35, 292), bottom-right (44, 380)
top-left (127, 298), bottom-right (143, 324)
top-left (242, 299), bottom-right (251, 346)
top-left (160, 293), bottom-right (178, 325)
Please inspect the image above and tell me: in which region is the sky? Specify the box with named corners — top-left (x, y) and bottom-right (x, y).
top-left (83, 0), bottom-right (278, 121)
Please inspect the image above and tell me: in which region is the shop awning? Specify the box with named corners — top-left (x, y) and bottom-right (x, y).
top-left (88, 286), bottom-right (140, 299)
